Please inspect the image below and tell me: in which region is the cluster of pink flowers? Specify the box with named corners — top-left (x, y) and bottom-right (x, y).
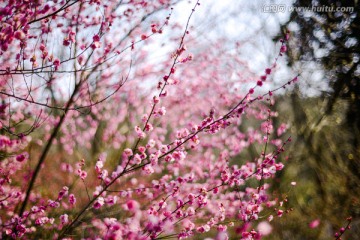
top-left (0, 0), bottom-right (311, 239)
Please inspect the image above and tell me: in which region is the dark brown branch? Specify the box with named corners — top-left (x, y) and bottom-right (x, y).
top-left (28, 0), bottom-right (80, 25)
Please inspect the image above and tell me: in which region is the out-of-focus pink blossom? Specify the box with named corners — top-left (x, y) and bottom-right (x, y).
top-left (309, 219), bottom-right (320, 229)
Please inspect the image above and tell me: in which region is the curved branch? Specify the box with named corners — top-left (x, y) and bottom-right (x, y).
top-left (28, 0), bottom-right (81, 25)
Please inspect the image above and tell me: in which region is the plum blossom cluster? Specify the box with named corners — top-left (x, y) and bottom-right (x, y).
top-left (334, 217), bottom-right (352, 240)
top-left (0, 0), bottom-right (302, 239)
top-left (0, 135), bottom-right (30, 237)
top-left (2, 185), bottom-right (77, 238)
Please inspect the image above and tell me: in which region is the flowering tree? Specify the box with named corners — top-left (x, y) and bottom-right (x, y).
top-left (0, 0), bottom-right (303, 239)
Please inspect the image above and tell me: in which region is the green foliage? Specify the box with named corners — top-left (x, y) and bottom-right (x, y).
top-left (268, 92), bottom-right (360, 239)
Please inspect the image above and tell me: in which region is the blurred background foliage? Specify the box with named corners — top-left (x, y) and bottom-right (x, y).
top-left (267, 0), bottom-right (360, 239)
